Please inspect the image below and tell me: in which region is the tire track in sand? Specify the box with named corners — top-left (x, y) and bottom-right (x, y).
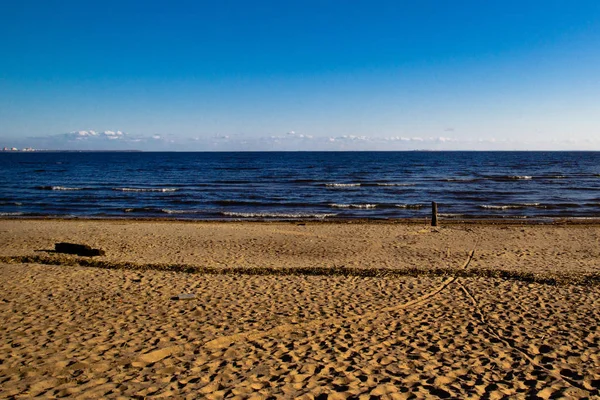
top-left (456, 280), bottom-right (594, 395)
top-left (202, 250), bottom-right (475, 350)
top-left (135, 251), bottom-right (476, 365)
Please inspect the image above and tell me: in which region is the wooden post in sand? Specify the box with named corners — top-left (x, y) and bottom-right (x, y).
top-left (431, 202), bottom-right (438, 227)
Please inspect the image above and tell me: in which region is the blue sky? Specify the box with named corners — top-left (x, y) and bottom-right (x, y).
top-left (1, 0), bottom-right (599, 150)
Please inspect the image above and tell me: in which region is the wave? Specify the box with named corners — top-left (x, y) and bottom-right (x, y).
top-left (0, 212), bottom-right (24, 216)
top-left (161, 209), bottom-right (205, 214)
top-left (36, 185), bottom-right (84, 191)
top-left (329, 203), bottom-right (425, 210)
top-left (329, 203), bottom-right (377, 209)
top-left (441, 178), bottom-right (480, 182)
top-left (114, 187), bottom-right (179, 192)
top-left (324, 182), bottom-right (414, 188)
top-left (325, 183), bottom-right (361, 188)
top-left (478, 175), bottom-right (535, 182)
top-left (479, 203), bottom-right (542, 210)
top-left (124, 207), bottom-right (205, 214)
top-left (480, 203), bottom-right (586, 210)
top-left (490, 175), bottom-right (533, 181)
top-left (437, 213), bottom-right (464, 218)
top-left (372, 183), bottom-right (416, 187)
top-left (0, 202), bottom-right (23, 206)
top-left (221, 212), bottom-right (336, 219)
top-left (124, 207), bottom-right (167, 213)
top-left (123, 207), bottom-right (203, 214)
top-left (395, 204), bottom-right (425, 209)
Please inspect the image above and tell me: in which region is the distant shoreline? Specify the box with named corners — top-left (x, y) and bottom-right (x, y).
top-left (1, 149), bottom-right (143, 153)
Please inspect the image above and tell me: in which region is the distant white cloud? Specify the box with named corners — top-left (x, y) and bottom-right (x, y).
top-left (22, 129), bottom-right (155, 150)
top-left (73, 130), bottom-right (97, 137)
top-left (384, 136), bottom-right (424, 142)
top-left (15, 129), bottom-right (600, 151)
top-left (286, 130), bottom-right (313, 139)
top-left (329, 135), bottom-right (370, 142)
top-left (68, 130), bottom-right (124, 139)
top-left (103, 130), bottom-right (123, 136)
top-left (383, 136), bottom-right (456, 143)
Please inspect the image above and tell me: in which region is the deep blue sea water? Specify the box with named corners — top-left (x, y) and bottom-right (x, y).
top-left (1, 151), bottom-right (599, 220)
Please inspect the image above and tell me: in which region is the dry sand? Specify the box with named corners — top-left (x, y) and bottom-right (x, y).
top-left (0, 219), bottom-right (599, 398)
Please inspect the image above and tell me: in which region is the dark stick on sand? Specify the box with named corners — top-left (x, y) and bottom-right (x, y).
top-left (54, 242), bottom-right (105, 257)
top-left (431, 201), bottom-right (438, 227)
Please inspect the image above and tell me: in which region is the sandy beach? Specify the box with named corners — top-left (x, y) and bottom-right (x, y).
top-left (1, 219), bottom-right (599, 398)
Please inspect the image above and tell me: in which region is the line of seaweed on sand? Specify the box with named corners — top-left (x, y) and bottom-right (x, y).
top-left (1, 254), bottom-right (599, 286)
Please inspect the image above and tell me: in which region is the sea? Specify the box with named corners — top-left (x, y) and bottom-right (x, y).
top-left (1, 151), bottom-right (599, 221)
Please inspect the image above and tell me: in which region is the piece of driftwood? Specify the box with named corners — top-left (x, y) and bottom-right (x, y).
top-left (54, 242), bottom-right (105, 257)
top-left (431, 201), bottom-right (438, 227)
top-left (172, 293), bottom-right (196, 300)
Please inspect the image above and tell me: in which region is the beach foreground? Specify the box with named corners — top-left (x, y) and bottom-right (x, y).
top-left (1, 220), bottom-right (599, 398)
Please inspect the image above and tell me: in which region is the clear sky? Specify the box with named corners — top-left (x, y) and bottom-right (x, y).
top-left (1, 0), bottom-right (599, 150)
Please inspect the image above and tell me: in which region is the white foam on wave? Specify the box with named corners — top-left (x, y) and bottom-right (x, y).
top-left (124, 208), bottom-right (152, 212)
top-left (160, 209), bottom-right (205, 214)
top-left (329, 203), bottom-right (377, 209)
top-left (508, 175), bottom-right (533, 180)
top-left (222, 212), bottom-right (336, 219)
top-left (443, 178), bottom-right (475, 182)
top-left (395, 204), bottom-right (424, 209)
top-left (376, 183), bottom-right (415, 186)
top-left (480, 203), bottom-right (541, 210)
top-left (114, 187), bottom-right (179, 192)
top-left (38, 186), bottom-right (83, 191)
top-left (124, 207), bottom-right (195, 214)
top-left (325, 183), bottom-right (361, 187)
top-left (0, 212), bottom-right (24, 216)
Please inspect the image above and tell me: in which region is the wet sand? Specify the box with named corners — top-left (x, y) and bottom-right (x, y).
top-left (1, 219), bottom-right (599, 398)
